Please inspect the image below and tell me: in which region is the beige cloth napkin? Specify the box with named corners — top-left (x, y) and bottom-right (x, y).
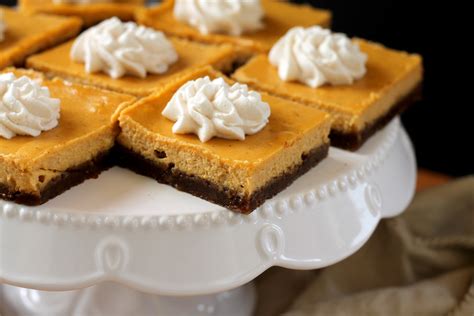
top-left (280, 176), bottom-right (474, 316)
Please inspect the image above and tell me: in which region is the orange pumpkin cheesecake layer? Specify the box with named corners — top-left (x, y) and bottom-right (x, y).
top-left (27, 38), bottom-right (244, 97)
top-left (19, 0), bottom-right (144, 27)
top-left (0, 68), bottom-right (136, 205)
top-left (233, 39), bottom-right (423, 150)
top-left (116, 67), bottom-right (331, 213)
top-left (135, 0), bottom-right (332, 53)
top-left (0, 6), bottom-right (82, 69)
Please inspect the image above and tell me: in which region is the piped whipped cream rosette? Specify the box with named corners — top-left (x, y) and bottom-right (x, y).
top-left (269, 26), bottom-right (368, 88)
top-left (173, 0), bottom-right (264, 36)
top-left (0, 10), bottom-right (6, 42)
top-left (0, 73), bottom-right (60, 139)
top-left (162, 76), bottom-right (271, 142)
top-left (70, 17), bottom-right (178, 79)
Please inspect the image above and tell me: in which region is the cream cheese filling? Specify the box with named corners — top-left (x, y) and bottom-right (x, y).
top-left (118, 115), bottom-right (330, 196)
top-left (0, 125), bottom-right (116, 194)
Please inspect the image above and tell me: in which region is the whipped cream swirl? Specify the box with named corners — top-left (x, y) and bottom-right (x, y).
top-left (71, 17), bottom-right (178, 79)
top-left (0, 10), bottom-right (6, 42)
top-left (0, 73), bottom-right (60, 139)
top-left (269, 26), bottom-right (368, 88)
top-left (162, 76), bottom-right (270, 142)
top-left (174, 0), bottom-right (264, 36)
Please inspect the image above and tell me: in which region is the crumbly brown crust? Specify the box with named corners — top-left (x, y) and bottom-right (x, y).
top-left (330, 84), bottom-right (422, 151)
top-left (113, 143), bottom-right (329, 214)
top-left (0, 151), bottom-right (113, 206)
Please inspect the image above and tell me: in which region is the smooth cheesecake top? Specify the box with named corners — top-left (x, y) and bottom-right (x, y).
top-left (0, 69), bottom-right (136, 159)
top-left (137, 0), bottom-right (332, 52)
top-left (233, 39), bottom-right (422, 127)
top-left (21, 0), bottom-right (144, 6)
top-left (0, 6), bottom-right (82, 65)
top-left (120, 68), bottom-right (331, 163)
top-left (26, 37), bottom-right (237, 97)
top-left (19, 0), bottom-right (144, 27)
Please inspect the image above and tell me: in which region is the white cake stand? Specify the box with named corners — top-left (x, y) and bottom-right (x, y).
top-left (0, 117), bottom-right (416, 316)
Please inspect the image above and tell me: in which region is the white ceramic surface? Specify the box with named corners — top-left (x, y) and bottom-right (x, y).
top-left (0, 282), bottom-right (257, 316)
top-left (0, 118), bottom-right (416, 298)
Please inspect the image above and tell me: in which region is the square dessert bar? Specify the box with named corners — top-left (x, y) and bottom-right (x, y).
top-left (0, 69), bottom-right (136, 205)
top-left (19, 0), bottom-right (145, 27)
top-left (136, 0), bottom-right (332, 53)
top-left (233, 40), bottom-right (423, 150)
top-left (0, 6), bottom-right (82, 69)
top-left (27, 37), bottom-right (244, 97)
top-left (116, 67), bottom-right (331, 214)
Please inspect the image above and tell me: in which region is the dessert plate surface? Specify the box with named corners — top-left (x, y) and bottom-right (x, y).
top-left (0, 117), bottom-right (416, 295)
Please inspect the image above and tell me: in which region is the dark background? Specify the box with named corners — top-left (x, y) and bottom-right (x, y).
top-left (2, 0), bottom-right (471, 176)
top-left (294, 0), bottom-right (471, 177)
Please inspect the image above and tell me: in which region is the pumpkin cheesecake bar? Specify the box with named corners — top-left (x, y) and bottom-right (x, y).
top-left (136, 0), bottom-right (331, 53)
top-left (0, 6), bottom-right (82, 69)
top-left (116, 67), bottom-right (331, 214)
top-left (27, 35), bottom-right (243, 97)
top-left (19, 0), bottom-right (145, 27)
top-left (233, 37), bottom-right (423, 150)
top-left (0, 68), bottom-right (135, 205)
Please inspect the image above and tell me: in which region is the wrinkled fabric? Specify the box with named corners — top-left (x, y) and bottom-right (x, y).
top-left (282, 176), bottom-right (474, 316)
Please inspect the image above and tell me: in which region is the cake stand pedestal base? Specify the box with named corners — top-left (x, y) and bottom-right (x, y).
top-left (0, 282), bottom-right (256, 316)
